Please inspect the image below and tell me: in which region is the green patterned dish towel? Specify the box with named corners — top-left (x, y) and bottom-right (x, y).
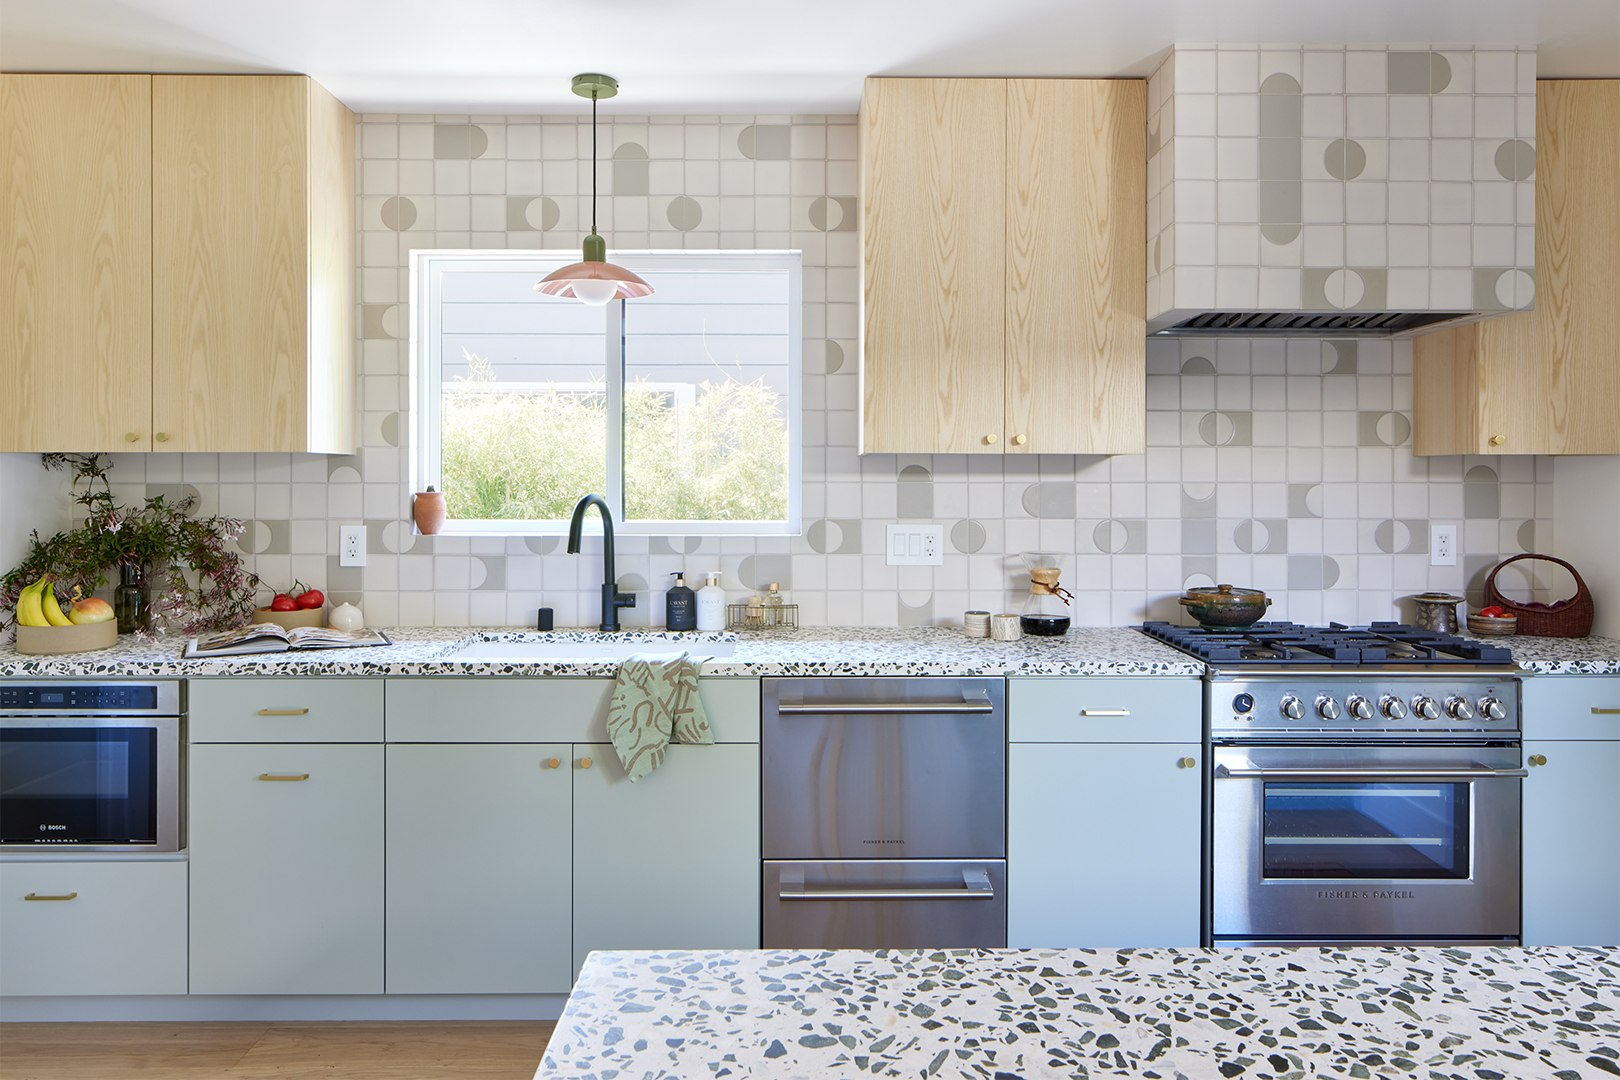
top-left (606, 652), bottom-right (714, 781)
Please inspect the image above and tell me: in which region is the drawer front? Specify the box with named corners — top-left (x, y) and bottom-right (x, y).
top-left (0, 859), bottom-right (189, 996)
top-left (1523, 676), bottom-right (1620, 741)
top-left (1009, 677), bottom-right (1201, 743)
top-left (188, 678), bottom-right (383, 743)
top-left (385, 677), bottom-right (760, 743)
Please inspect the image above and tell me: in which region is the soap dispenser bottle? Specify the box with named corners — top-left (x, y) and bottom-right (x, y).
top-left (696, 571), bottom-right (725, 632)
top-left (666, 573), bottom-right (696, 631)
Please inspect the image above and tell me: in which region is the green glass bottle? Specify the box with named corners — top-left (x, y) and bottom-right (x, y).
top-left (113, 563), bottom-right (149, 633)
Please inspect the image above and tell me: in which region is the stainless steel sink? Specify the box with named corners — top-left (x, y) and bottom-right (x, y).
top-left (446, 636), bottom-right (736, 662)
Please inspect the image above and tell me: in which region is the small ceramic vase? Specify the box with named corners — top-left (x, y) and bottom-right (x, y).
top-left (412, 487), bottom-right (446, 535)
top-left (327, 602), bottom-right (364, 631)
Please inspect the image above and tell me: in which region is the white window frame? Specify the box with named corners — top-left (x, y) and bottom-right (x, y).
top-left (409, 249), bottom-right (802, 537)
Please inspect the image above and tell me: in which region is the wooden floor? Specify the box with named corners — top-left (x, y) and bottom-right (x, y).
top-left (0, 1021), bottom-right (554, 1080)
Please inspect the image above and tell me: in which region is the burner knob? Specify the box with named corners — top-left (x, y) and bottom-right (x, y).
top-left (1380, 695), bottom-right (1408, 720)
top-left (1232, 693), bottom-right (1255, 714)
top-left (1479, 697), bottom-right (1508, 721)
top-left (1346, 695), bottom-right (1374, 720)
top-left (1316, 695), bottom-right (1342, 720)
top-left (1446, 696), bottom-right (1475, 720)
top-left (1413, 696), bottom-right (1440, 720)
top-left (1280, 696), bottom-right (1305, 720)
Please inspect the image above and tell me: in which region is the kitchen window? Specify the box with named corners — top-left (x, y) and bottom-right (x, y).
top-left (410, 250), bottom-right (802, 536)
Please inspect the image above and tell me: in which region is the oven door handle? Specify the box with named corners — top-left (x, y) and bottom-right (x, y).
top-left (778, 868), bottom-right (995, 901)
top-left (1215, 764), bottom-right (1529, 780)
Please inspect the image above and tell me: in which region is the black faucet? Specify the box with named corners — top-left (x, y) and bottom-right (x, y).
top-left (566, 494), bottom-right (636, 632)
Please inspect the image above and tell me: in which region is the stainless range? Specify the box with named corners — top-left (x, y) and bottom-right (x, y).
top-left (1143, 622), bottom-right (1524, 947)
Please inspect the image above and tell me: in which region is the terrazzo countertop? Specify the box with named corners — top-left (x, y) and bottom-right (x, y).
top-left (538, 945), bottom-right (1620, 1080)
top-left (0, 625), bottom-right (1204, 679)
top-left (1484, 634), bottom-right (1620, 676)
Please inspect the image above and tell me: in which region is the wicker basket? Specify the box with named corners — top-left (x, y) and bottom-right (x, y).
top-left (1482, 553), bottom-right (1595, 638)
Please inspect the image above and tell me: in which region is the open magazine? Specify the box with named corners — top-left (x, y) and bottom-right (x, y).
top-left (183, 623), bottom-right (392, 658)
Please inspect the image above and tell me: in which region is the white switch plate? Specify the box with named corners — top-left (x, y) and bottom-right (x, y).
top-left (1430, 524), bottom-right (1457, 566)
top-left (340, 525), bottom-right (368, 567)
top-left (885, 524), bottom-right (944, 566)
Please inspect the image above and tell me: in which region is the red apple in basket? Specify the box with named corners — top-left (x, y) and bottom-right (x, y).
top-left (68, 597), bottom-right (115, 624)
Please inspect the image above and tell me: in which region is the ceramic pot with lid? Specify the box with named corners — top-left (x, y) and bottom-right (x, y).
top-left (1179, 584), bottom-right (1272, 630)
top-left (1410, 592), bottom-right (1465, 634)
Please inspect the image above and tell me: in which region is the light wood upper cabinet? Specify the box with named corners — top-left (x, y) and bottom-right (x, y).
top-left (860, 77), bottom-right (1145, 456)
top-left (1414, 80), bottom-right (1619, 456)
top-left (152, 75), bottom-right (356, 453)
top-left (1, 75), bottom-right (152, 452)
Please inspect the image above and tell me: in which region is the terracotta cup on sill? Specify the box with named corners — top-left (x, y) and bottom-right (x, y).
top-left (413, 487), bottom-right (446, 535)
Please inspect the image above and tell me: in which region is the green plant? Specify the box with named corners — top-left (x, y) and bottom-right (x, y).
top-left (1, 454), bottom-right (260, 635)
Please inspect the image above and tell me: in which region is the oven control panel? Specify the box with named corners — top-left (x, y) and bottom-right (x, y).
top-left (0, 681), bottom-right (181, 716)
top-left (1209, 676), bottom-right (1518, 737)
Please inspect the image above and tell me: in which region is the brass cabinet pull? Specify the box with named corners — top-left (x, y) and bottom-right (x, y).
top-left (258, 708), bottom-right (311, 716)
top-left (125, 432), bottom-right (140, 443)
top-left (1489, 435), bottom-right (1506, 446)
top-left (1012, 434), bottom-right (1027, 446)
top-left (984, 434), bottom-right (998, 445)
top-left (24, 892), bottom-right (77, 901)
top-left (258, 773), bottom-right (310, 781)
top-left (1529, 755), bottom-right (1547, 767)
top-left (1176, 757), bottom-right (1197, 770)
top-left (154, 432), bottom-right (170, 442)
top-left (544, 758), bottom-right (561, 769)
top-left (1593, 708), bottom-right (1620, 715)
top-left (578, 757), bottom-right (593, 770)
top-left (1080, 709), bottom-right (1130, 717)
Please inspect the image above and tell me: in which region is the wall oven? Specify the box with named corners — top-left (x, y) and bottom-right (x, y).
top-left (0, 681), bottom-right (182, 852)
top-left (761, 678), bottom-right (1006, 949)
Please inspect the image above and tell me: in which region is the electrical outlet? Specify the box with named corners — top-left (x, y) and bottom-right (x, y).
top-left (1430, 524), bottom-right (1457, 567)
top-left (340, 525), bottom-right (368, 567)
top-left (885, 524), bottom-right (944, 566)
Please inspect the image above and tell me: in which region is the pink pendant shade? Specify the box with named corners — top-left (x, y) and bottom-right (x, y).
top-left (535, 259), bottom-right (654, 304)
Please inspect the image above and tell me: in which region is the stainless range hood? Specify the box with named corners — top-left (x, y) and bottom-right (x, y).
top-left (1146, 45), bottom-right (1538, 337)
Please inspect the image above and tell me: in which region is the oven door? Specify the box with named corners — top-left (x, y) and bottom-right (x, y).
top-left (1211, 743), bottom-right (1523, 942)
top-left (0, 716), bottom-right (180, 850)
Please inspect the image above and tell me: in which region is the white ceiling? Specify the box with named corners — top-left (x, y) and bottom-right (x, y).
top-left (3, 0), bottom-right (1617, 115)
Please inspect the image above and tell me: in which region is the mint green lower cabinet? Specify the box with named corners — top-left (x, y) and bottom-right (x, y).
top-left (189, 743), bottom-right (384, 995)
top-left (1008, 742), bottom-right (1201, 947)
top-left (572, 743), bottom-right (761, 972)
top-left (1522, 739), bottom-right (1620, 945)
top-left (385, 744), bottom-right (574, 994)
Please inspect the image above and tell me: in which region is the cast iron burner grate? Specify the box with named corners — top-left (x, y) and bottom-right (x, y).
top-left (1141, 621), bottom-right (1514, 667)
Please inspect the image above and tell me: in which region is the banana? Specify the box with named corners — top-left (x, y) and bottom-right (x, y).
top-left (40, 581), bottom-right (72, 626)
top-left (15, 578), bottom-right (48, 627)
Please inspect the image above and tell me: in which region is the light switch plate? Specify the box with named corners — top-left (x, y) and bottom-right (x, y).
top-left (1430, 524), bottom-right (1457, 566)
top-left (340, 525), bottom-right (368, 567)
top-left (885, 524), bottom-right (944, 566)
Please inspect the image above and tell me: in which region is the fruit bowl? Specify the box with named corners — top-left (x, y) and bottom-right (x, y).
top-left (1467, 613), bottom-right (1517, 637)
top-left (251, 607), bottom-right (324, 631)
top-left (15, 621), bottom-right (118, 655)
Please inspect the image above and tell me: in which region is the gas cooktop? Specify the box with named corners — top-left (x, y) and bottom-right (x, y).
top-left (1141, 621), bottom-right (1514, 668)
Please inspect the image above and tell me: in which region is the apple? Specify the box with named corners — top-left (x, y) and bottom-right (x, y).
top-left (68, 597), bottom-right (115, 625)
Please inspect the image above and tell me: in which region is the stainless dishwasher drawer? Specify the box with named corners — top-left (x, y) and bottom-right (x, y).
top-left (763, 860), bottom-right (1007, 949)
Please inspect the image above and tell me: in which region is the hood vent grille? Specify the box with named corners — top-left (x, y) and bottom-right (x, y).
top-left (1153, 311), bottom-right (1470, 338)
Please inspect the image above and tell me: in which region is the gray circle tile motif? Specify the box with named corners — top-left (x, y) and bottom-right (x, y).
top-left (1234, 519), bottom-right (1269, 554)
top-left (1373, 412), bottom-right (1412, 446)
top-left (667, 195), bottom-right (703, 231)
top-left (1197, 412), bottom-right (1237, 446)
top-left (808, 196), bottom-right (844, 232)
top-left (1260, 73), bottom-right (1301, 95)
top-left (825, 340), bottom-right (844, 374)
top-left (526, 196), bottom-right (561, 231)
top-left (950, 519), bottom-right (986, 554)
top-left (524, 536), bottom-right (560, 555)
top-left (1260, 222), bottom-right (1302, 245)
top-left (1373, 519), bottom-right (1413, 554)
top-left (381, 412), bottom-right (402, 447)
top-left (1180, 355), bottom-right (1216, 376)
top-left (1093, 520), bottom-right (1129, 554)
top-left (1323, 139), bottom-right (1367, 181)
top-left (380, 196), bottom-right (417, 232)
top-left (1516, 520), bottom-right (1536, 552)
top-left (1495, 140), bottom-right (1536, 181)
top-left (806, 519), bottom-right (842, 554)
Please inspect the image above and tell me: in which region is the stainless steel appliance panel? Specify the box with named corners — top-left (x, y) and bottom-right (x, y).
top-left (761, 678), bottom-right (1005, 861)
top-left (764, 860), bottom-right (1007, 949)
top-left (1211, 742), bottom-right (1521, 941)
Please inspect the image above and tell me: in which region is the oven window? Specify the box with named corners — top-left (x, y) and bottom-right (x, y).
top-left (1261, 782), bottom-right (1469, 879)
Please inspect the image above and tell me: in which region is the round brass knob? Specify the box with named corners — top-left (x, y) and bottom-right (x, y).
top-left (1176, 756), bottom-right (1196, 769)
top-left (1529, 754), bottom-right (1547, 767)
top-left (1012, 434), bottom-right (1027, 446)
top-left (984, 434), bottom-right (998, 445)
top-left (544, 757), bottom-right (560, 769)
top-left (579, 757), bottom-right (593, 769)
top-left (125, 432), bottom-right (140, 443)
top-left (154, 432), bottom-right (170, 443)
top-left (1490, 435), bottom-right (1506, 446)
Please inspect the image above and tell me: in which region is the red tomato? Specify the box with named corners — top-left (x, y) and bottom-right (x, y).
top-left (1478, 606), bottom-right (1507, 618)
top-left (296, 589), bottom-right (325, 609)
top-left (270, 595), bottom-right (298, 612)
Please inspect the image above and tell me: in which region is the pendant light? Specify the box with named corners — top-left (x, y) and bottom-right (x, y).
top-left (535, 73), bottom-right (653, 306)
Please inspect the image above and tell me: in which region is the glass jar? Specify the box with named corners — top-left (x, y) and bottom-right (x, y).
top-left (112, 563), bottom-right (149, 634)
top-left (1019, 551), bottom-right (1072, 636)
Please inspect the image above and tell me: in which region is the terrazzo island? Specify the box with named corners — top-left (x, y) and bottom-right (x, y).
top-left (1, 625), bottom-right (1617, 679)
top-left (538, 945), bottom-right (1620, 1080)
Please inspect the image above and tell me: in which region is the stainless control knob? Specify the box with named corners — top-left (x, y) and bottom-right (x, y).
top-left (1414, 696), bottom-right (1440, 720)
top-left (1316, 695), bottom-right (1342, 720)
top-left (1346, 695), bottom-right (1374, 720)
top-left (1280, 696), bottom-right (1305, 720)
top-left (1380, 695), bottom-right (1408, 720)
top-left (1446, 696), bottom-right (1475, 720)
top-left (1479, 697), bottom-right (1507, 721)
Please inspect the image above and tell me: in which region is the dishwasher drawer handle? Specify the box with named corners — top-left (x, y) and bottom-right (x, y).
top-left (24, 892), bottom-right (77, 901)
top-left (258, 708), bottom-right (310, 716)
top-left (257, 773), bottom-right (311, 782)
top-left (1594, 708), bottom-right (1620, 715)
top-left (1080, 709), bottom-right (1130, 717)
top-left (1215, 764), bottom-right (1529, 780)
top-left (779, 868), bottom-right (994, 901)
top-left (778, 692), bottom-right (993, 715)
